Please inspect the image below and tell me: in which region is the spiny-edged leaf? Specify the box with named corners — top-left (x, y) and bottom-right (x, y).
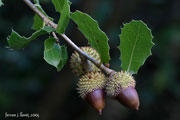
top-left (71, 11), bottom-right (110, 63)
top-left (56, 0), bottom-right (70, 34)
top-left (32, 2), bottom-right (53, 30)
top-left (52, 0), bottom-right (70, 34)
top-left (7, 27), bottom-right (54, 50)
top-left (118, 20), bottom-right (154, 74)
top-left (0, 0), bottom-right (3, 6)
top-left (44, 37), bottom-right (68, 71)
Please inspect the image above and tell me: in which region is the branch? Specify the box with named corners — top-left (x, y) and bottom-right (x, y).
top-left (52, 32), bottom-right (59, 43)
top-left (23, 0), bottom-right (114, 75)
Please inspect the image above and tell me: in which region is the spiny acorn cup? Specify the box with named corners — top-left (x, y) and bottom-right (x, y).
top-left (106, 71), bottom-right (140, 110)
top-left (77, 72), bottom-right (107, 115)
top-left (70, 47), bottom-right (101, 76)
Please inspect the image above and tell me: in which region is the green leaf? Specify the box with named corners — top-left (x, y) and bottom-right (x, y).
top-left (42, 26), bottom-right (55, 33)
top-left (32, 14), bottom-right (44, 31)
top-left (0, 0), bottom-right (3, 6)
top-left (7, 27), bottom-right (54, 50)
top-left (44, 37), bottom-right (68, 71)
top-left (32, 2), bottom-right (53, 30)
top-left (118, 20), bottom-right (154, 74)
top-left (52, 0), bottom-right (70, 34)
top-left (34, 0), bottom-right (39, 4)
top-left (51, 0), bottom-right (65, 12)
top-left (56, 0), bottom-right (70, 34)
top-left (71, 11), bottom-right (110, 63)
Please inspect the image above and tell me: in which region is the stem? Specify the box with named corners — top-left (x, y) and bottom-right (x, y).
top-left (81, 58), bottom-right (93, 73)
top-left (52, 32), bottom-right (59, 43)
top-left (23, 0), bottom-right (113, 75)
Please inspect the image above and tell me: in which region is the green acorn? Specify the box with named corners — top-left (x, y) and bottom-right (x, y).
top-left (70, 47), bottom-right (101, 76)
top-left (77, 72), bottom-right (107, 115)
top-left (106, 71), bottom-right (139, 110)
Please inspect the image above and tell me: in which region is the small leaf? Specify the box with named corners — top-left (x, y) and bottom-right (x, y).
top-left (32, 14), bottom-right (44, 31)
top-left (7, 27), bottom-right (54, 50)
top-left (52, 0), bottom-right (70, 34)
top-left (34, 0), bottom-right (39, 4)
top-left (0, 0), bottom-right (3, 6)
top-left (71, 11), bottom-right (110, 63)
top-left (42, 26), bottom-right (55, 33)
top-left (56, 0), bottom-right (70, 34)
top-left (32, 2), bottom-right (53, 30)
top-left (44, 37), bottom-right (68, 71)
top-left (118, 20), bottom-right (154, 74)
top-left (52, 0), bottom-right (65, 12)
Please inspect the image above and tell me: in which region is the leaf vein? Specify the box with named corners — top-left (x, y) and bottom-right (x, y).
top-left (127, 23), bottom-right (140, 72)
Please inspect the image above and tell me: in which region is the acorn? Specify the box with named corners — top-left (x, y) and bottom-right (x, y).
top-left (77, 72), bottom-right (107, 115)
top-left (70, 47), bottom-right (101, 76)
top-left (106, 71), bottom-right (140, 110)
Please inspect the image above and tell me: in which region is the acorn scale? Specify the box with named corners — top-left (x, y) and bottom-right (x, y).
top-left (77, 72), bottom-right (107, 114)
top-left (70, 46), bottom-right (101, 76)
top-left (106, 71), bottom-right (140, 110)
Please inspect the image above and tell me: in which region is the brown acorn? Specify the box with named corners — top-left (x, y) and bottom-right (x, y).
top-left (77, 72), bottom-right (107, 114)
top-left (106, 71), bottom-right (140, 110)
top-left (86, 89), bottom-right (105, 115)
top-left (70, 47), bottom-right (101, 76)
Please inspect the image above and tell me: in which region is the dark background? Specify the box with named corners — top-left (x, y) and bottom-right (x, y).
top-left (0, 0), bottom-right (180, 120)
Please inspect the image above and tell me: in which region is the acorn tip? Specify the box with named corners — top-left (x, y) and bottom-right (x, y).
top-left (98, 109), bottom-right (102, 115)
top-left (135, 106), bottom-right (139, 111)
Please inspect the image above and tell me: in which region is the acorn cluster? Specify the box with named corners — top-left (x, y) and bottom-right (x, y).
top-left (70, 46), bottom-right (139, 115)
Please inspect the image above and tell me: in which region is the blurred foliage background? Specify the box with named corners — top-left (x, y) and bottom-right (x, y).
top-left (0, 0), bottom-right (180, 120)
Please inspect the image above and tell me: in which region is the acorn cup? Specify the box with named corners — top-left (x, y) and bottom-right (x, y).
top-left (106, 71), bottom-right (140, 110)
top-left (77, 72), bottom-right (107, 115)
top-left (70, 46), bottom-right (101, 76)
